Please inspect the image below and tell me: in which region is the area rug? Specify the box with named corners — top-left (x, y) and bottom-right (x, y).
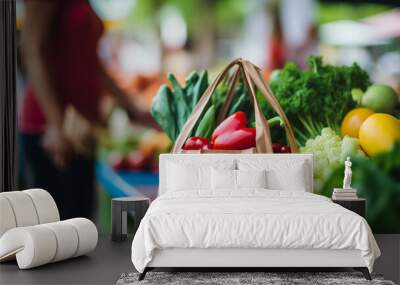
top-left (116, 271), bottom-right (395, 285)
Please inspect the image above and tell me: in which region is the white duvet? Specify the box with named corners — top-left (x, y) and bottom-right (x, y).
top-left (131, 190), bottom-right (380, 273)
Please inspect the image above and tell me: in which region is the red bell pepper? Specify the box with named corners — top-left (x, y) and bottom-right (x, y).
top-left (211, 111), bottom-right (247, 144)
top-left (183, 136), bottom-right (210, 150)
top-left (212, 128), bottom-right (256, 150)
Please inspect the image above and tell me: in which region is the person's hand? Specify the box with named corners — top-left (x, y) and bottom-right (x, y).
top-left (42, 125), bottom-right (73, 169)
top-left (63, 106), bottom-right (97, 156)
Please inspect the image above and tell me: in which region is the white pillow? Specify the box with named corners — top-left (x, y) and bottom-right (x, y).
top-left (167, 162), bottom-right (209, 191)
top-left (211, 169), bottom-right (267, 190)
top-left (211, 168), bottom-right (236, 190)
top-left (167, 160), bottom-right (235, 192)
top-left (266, 163), bottom-right (307, 191)
top-left (236, 169), bottom-right (267, 189)
top-left (237, 159), bottom-right (309, 191)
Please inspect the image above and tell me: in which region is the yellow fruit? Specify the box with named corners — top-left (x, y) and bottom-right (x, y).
top-left (341, 108), bottom-right (375, 138)
top-left (359, 113), bottom-right (400, 156)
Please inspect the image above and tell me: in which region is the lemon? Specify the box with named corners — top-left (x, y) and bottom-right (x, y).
top-left (359, 113), bottom-right (400, 156)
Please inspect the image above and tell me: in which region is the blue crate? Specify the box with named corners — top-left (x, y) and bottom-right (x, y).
top-left (96, 160), bottom-right (159, 198)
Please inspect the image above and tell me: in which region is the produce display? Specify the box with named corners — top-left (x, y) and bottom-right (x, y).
top-left (275, 58), bottom-right (399, 233)
top-left (109, 55), bottom-right (398, 233)
top-left (267, 56), bottom-right (371, 144)
top-left (105, 130), bottom-right (171, 172)
top-left (150, 57), bottom-right (398, 158)
top-left (152, 70), bottom-right (290, 153)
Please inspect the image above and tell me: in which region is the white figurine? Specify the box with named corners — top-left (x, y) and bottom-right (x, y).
top-left (343, 156), bottom-right (352, 189)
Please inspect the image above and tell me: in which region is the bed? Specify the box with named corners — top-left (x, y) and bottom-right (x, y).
top-left (131, 154), bottom-right (380, 280)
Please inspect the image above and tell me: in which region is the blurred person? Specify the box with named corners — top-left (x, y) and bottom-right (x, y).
top-left (20, 0), bottom-right (153, 219)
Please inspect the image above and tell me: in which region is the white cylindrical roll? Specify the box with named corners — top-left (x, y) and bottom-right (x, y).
top-left (23, 189), bottom-right (60, 224)
top-left (0, 226), bottom-right (57, 269)
top-left (65, 218), bottom-right (98, 257)
top-left (0, 227), bottom-right (24, 262)
top-left (42, 221), bottom-right (78, 262)
top-left (0, 195), bottom-right (17, 238)
top-left (18, 226), bottom-right (57, 269)
top-left (1, 192), bottom-right (39, 227)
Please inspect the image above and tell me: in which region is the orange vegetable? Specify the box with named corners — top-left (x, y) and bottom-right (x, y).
top-left (340, 108), bottom-right (374, 138)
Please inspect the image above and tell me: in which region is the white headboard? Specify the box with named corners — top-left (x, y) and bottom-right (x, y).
top-left (159, 154), bottom-right (313, 195)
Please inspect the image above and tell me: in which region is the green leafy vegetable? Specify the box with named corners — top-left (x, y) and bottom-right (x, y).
top-left (227, 80), bottom-right (253, 120)
top-left (228, 93), bottom-right (246, 116)
top-left (269, 56), bottom-right (371, 144)
top-left (211, 77), bottom-right (229, 113)
top-left (195, 105), bottom-right (216, 140)
top-left (191, 71), bottom-right (209, 109)
top-left (320, 142), bottom-right (400, 233)
top-left (152, 71), bottom-right (211, 142)
top-left (168, 74), bottom-right (191, 131)
top-left (183, 71), bottom-right (200, 106)
top-left (151, 85), bottom-right (178, 141)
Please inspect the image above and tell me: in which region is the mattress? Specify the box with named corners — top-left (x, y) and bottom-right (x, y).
top-left (131, 190), bottom-right (380, 273)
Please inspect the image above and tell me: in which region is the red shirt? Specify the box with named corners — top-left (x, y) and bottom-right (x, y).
top-left (20, 0), bottom-right (104, 134)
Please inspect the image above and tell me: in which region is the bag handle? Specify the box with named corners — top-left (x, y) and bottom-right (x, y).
top-left (241, 60), bottom-right (298, 153)
top-left (238, 62), bottom-right (273, 153)
top-left (216, 66), bottom-right (241, 125)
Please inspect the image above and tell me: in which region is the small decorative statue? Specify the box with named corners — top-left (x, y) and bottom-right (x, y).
top-left (343, 156), bottom-right (352, 189)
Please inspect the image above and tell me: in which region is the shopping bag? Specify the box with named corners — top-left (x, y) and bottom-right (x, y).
top-left (172, 58), bottom-right (298, 154)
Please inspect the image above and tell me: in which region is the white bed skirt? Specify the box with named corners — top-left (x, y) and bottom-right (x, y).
top-left (148, 248), bottom-right (366, 268)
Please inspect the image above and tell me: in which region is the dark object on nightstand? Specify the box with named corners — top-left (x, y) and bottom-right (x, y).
top-left (112, 197), bottom-right (150, 242)
top-left (332, 198), bottom-right (366, 218)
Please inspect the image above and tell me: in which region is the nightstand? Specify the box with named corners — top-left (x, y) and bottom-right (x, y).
top-left (111, 197), bottom-right (150, 242)
top-left (332, 198), bottom-right (366, 218)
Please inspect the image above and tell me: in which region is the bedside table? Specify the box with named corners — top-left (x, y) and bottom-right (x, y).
top-left (332, 198), bottom-right (366, 218)
top-left (111, 197), bottom-right (150, 242)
